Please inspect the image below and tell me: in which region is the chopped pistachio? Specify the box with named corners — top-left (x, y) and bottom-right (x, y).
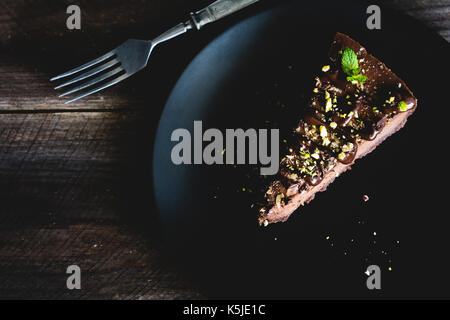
top-left (276, 193), bottom-right (284, 205)
top-left (322, 65), bottom-right (331, 72)
top-left (325, 90), bottom-right (330, 99)
top-left (389, 96), bottom-right (395, 103)
top-left (398, 100), bottom-right (408, 112)
top-left (325, 98), bottom-right (333, 112)
top-left (330, 122), bottom-right (338, 129)
top-left (300, 152), bottom-right (310, 159)
top-left (289, 173), bottom-right (298, 180)
top-left (342, 142), bottom-right (354, 152)
top-left (330, 141), bottom-right (339, 150)
top-left (319, 125), bottom-right (328, 137)
top-left (338, 152), bottom-right (346, 161)
top-left (311, 152), bottom-right (320, 160)
top-left (322, 137), bottom-right (331, 146)
top-left (313, 88), bottom-right (319, 93)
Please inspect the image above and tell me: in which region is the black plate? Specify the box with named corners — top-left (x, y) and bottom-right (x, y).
top-left (153, 0), bottom-right (450, 298)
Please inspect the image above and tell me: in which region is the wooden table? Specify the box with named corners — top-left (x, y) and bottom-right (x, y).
top-left (0, 0), bottom-right (448, 299)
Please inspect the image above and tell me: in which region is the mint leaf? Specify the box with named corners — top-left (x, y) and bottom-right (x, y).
top-left (347, 74), bottom-right (367, 84)
top-left (341, 47), bottom-right (359, 76)
top-left (351, 67), bottom-right (362, 76)
top-left (341, 47), bottom-right (367, 85)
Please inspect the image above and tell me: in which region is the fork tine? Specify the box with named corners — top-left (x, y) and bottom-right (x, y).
top-left (54, 59), bottom-right (120, 89)
top-left (65, 73), bottom-right (131, 104)
top-left (50, 51), bottom-right (116, 81)
top-left (59, 67), bottom-right (124, 97)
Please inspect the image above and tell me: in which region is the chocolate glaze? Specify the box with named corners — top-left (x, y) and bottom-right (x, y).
top-left (258, 33), bottom-right (418, 226)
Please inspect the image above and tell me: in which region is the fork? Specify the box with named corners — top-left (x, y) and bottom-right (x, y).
top-left (51, 0), bottom-right (260, 104)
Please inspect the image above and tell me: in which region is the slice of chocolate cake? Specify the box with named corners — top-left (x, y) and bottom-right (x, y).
top-left (258, 32), bottom-right (417, 226)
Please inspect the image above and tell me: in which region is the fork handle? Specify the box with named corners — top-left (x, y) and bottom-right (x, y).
top-left (190, 0), bottom-right (260, 30)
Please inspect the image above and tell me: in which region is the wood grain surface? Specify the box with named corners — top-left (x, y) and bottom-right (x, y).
top-left (0, 0), bottom-right (448, 299)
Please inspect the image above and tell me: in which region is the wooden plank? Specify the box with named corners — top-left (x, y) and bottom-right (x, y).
top-left (0, 111), bottom-right (202, 298)
top-left (0, 111), bottom-right (159, 221)
top-left (385, 0), bottom-right (450, 42)
top-left (0, 57), bottom-right (132, 111)
top-left (0, 222), bottom-right (202, 299)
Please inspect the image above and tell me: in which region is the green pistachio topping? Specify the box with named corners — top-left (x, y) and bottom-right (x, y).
top-left (398, 101), bottom-right (408, 112)
top-left (276, 193), bottom-right (284, 205)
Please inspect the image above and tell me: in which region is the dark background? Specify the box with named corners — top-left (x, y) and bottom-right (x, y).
top-left (0, 0), bottom-right (449, 299)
